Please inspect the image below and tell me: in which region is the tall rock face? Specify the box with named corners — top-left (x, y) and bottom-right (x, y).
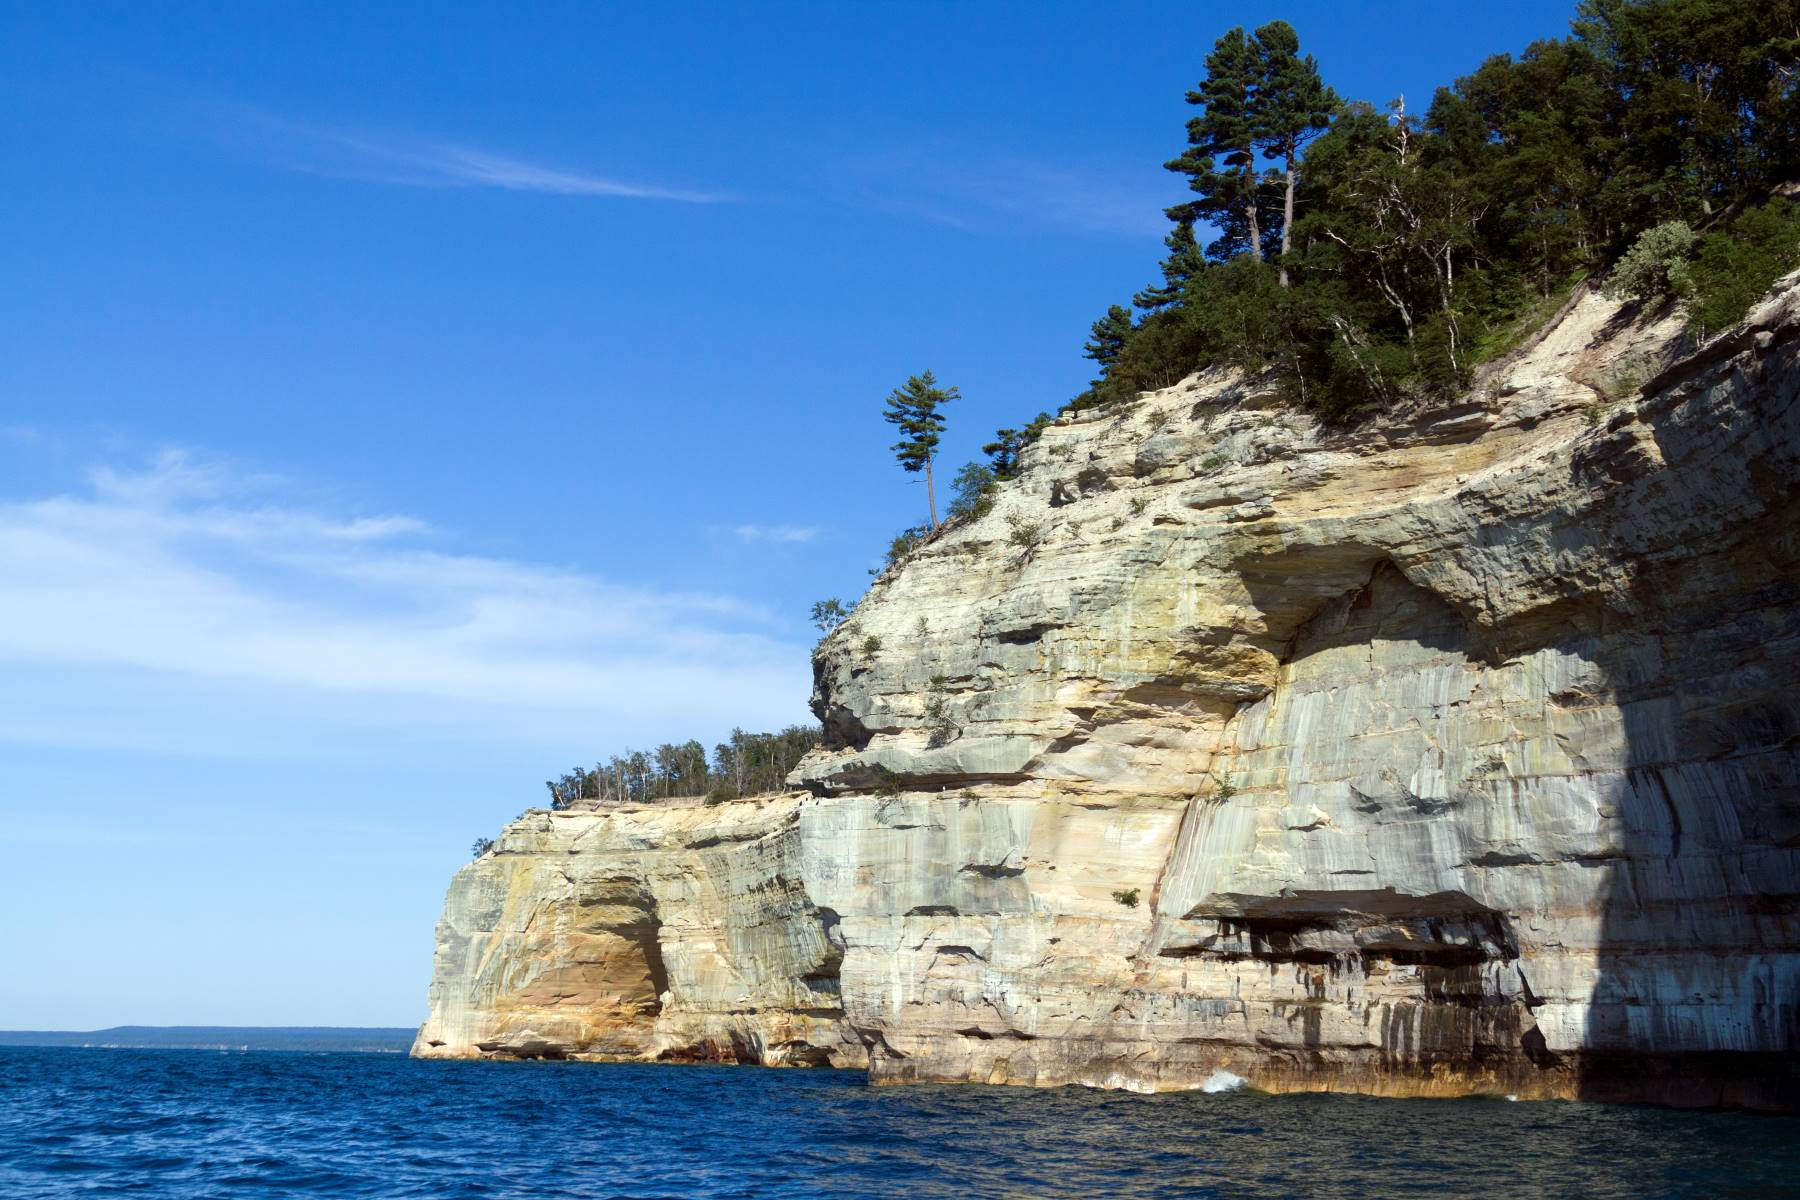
top-left (416, 279), bottom-right (1800, 1108)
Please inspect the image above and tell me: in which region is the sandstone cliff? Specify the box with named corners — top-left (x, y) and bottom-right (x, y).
top-left (415, 277), bottom-right (1800, 1108)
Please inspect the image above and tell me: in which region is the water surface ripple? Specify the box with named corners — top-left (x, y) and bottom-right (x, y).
top-left (2, 1047), bottom-right (1795, 1198)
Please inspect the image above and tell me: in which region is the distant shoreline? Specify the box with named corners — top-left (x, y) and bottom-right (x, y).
top-left (0, 1026), bottom-right (417, 1053)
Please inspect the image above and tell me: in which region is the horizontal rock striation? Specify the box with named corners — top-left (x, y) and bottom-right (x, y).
top-left (416, 278), bottom-right (1800, 1108)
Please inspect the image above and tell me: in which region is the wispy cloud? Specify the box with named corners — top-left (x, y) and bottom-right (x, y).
top-left (0, 449), bottom-right (809, 760)
top-left (838, 147), bottom-right (1173, 238)
top-left (731, 523), bottom-right (820, 544)
top-left (205, 100), bottom-right (726, 204)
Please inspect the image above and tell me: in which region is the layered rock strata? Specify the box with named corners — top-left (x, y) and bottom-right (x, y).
top-left (416, 278), bottom-right (1800, 1108)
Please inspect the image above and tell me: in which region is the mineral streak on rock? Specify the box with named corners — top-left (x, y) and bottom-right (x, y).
top-left (415, 277), bottom-right (1800, 1108)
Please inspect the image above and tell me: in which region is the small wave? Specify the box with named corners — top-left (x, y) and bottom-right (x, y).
top-left (1200, 1069), bottom-right (1246, 1093)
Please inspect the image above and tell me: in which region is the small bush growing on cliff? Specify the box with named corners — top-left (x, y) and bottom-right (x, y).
top-left (1006, 515), bottom-right (1044, 550)
top-left (470, 837), bottom-right (495, 859)
top-left (1212, 771), bottom-right (1238, 802)
top-left (923, 675), bottom-right (957, 748)
top-left (1112, 888), bottom-right (1141, 908)
top-left (946, 462), bottom-right (998, 521)
top-left (867, 763), bottom-right (906, 797)
top-left (875, 526), bottom-right (928, 576)
top-left (860, 634), bottom-right (882, 655)
top-left (1602, 221), bottom-right (1696, 305)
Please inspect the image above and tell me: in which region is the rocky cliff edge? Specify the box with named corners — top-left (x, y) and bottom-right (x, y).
top-left (415, 278), bottom-right (1800, 1108)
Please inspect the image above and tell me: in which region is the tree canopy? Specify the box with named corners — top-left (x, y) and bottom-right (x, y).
top-left (1039, 0), bottom-right (1800, 425)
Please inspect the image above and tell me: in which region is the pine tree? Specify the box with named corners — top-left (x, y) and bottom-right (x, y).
top-left (1253, 21), bottom-right (1339, 286)
top-left (1082, 305), bottom-right (1134, 370)
top-left (1134, 222), bottom-right (1206, 310)
top-left (982, 428), bottom-right (1025, 480)
top-left (882, 371), bottom-right (957, 530)
top-left (1166, 27), bottom-right (1267, 261)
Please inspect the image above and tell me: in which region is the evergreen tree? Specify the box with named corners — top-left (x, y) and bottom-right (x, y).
top-left (1166, 27), bottom-right (1268, 260)
top-left (1082, 305), bottom-right (1134, 370)
top-left (1576, 0), bottom-right (1800, 231)
top-left (982, 428), bottom-right (1026, 479)
top-left (882, 371), bottom-right (957, 530)
top-left (1134, 222), bottom-right (1206, 310)
top-left (1253, 21), bottom-right (1339, 285)
top-left (946, 462), bottom-right (997, 519)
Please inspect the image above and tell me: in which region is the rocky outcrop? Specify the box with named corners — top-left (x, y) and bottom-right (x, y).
top-left (415, 278), bottom-right (1800, 1108)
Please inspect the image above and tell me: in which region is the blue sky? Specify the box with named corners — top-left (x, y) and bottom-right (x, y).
top-left (1, 0), bottom-right (1581, 1028)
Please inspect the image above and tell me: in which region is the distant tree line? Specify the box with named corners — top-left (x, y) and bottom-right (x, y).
top-left (544, 725), bottom-right (821, 808)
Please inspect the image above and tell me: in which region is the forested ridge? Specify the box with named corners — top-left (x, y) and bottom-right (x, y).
top-left (1060, 0), bottom-right (1800, 425)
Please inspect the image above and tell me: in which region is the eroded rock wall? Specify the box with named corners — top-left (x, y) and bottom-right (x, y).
top-left (416, 279), bottom-right (1800, 1107)
top-left (413, 799), bottom-right (866, 1069)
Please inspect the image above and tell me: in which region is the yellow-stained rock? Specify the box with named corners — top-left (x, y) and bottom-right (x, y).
top-left (416, 276), bottom-right (1800, 1109)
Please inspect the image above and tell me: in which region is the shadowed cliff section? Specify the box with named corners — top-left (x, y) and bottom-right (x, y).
top-left (1574, 297), bottom-right (1800, 1108)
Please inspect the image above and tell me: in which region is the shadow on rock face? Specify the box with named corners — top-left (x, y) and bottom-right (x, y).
top-left (1577, 328), bottom-right (1800, 1109)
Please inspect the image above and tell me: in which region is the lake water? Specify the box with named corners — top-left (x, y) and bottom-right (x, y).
top-left (3, 1047), bottom-right (1796, 1198)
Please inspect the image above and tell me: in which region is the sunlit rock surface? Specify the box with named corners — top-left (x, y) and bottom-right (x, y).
top-left (416, 278), bottom-right (1800, 1108)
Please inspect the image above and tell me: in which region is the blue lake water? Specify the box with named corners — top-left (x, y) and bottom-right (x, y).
top-left (3, 1046), bottom-right (1796, 1198)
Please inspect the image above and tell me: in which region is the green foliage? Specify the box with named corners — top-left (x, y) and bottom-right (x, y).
top-left (1213, 771), bottom-right (1238, 802)
top-left (1573, 0), bottom-right (1800, 236)
top-left (867, 763), bottom-right (906, 797)
top-left (1602, 221), bottom-right (1696, 303)
top-left (1112, 888), bottom-right (1141, 908)
top-left (810, 597), bottom-right (849, 634)
top-left (1083, 305), bottom-right (1134, 370)
top-left (982, 428), bottom-right (1027, 480)
top-left (878, 525), bottom-right (927, 575)
top-left (923, 674), bottom-right (957, 748)
top-left (1005, 514), bottom-right (1044, 550)
top-left (1134, 223), bottom-right (1206, 311)
top-left (883, 371), bottom-right (958, 529)
top-left (860, 633), bottom-right (882, 655)
top-left (470, 837), bottom-right (495, 859)
top-left (1165, 26), bottom-right (1268, 259)
top-left (946, 461), bottom-right (997, 520)
top-left (544, 725), bottom-right (821, 808)
top-left (1029, 1), bottom-right (1800, 427)
top-left (1688, 199), bottom-right (1800, 335)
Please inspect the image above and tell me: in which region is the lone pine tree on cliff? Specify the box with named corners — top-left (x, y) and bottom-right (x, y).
top-left (883, 370), bottom-right (956, 530)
